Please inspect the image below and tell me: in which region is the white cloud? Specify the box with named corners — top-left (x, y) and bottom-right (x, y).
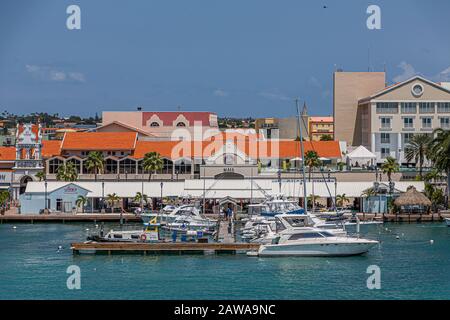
top-left (25, 64), bottom-right (85, 83)
top-left (259, 89), bottom-right (290, 101)
top-left (435, 66), bottom-right (450, 81)
top-left (393, 61), bottom-right (418, 83)
top-left (213, 89), bottom-right (228, 97)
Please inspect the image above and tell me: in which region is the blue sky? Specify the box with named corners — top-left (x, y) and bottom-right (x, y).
top-left (1, 0), bottom-right (450, 118)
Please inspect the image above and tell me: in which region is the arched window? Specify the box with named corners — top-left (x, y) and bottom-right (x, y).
top-left (48, 158), bottom-right (64, 174)
top-left (150, 122), bottom-right (160, 127)
top-left (175, 160), bottom-right (191, 174)
top-left (105, 158), bottom-right (118, 174)
top-left (119, 158), bottom-right (136, 174)
top-left (176, 122), bottom-right (186, 127)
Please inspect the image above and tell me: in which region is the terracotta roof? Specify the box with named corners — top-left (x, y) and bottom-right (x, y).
top-left (142, 112), bottom-right (215, 127)
top-left (61, 132), bottom-right (138, 151)
top-left (309, 117), bottom-right (333, 123)
top-left (42, 140), bottom-right (62, 157)
top-left (131, 140), bottom-right (341, 160)
top-left (96, 121), bottom-right (156, 137)
top-left (0, 147), bottom-right (16, 161)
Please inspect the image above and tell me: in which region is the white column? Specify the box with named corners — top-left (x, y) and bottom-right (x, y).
top-left (371, 133), bottom-right (376, 153)
top-left (397, 133), bottom-right (402, 162)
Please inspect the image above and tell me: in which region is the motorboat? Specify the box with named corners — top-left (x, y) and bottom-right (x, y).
top-left (87, 221), bottom-right (161, 243)
top-left (141, 204), bottom-right (215, 225)
top-left (162, 216), bottom-right (217, 235)
top-left (257, 228), bottom-right (379, 257)
top-left (445, 218), bottom-right (450, 227)
top-left (248, 195), bottom-right (304, 217)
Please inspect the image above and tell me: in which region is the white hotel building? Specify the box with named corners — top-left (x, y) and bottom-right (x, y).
top-left (357, 76), bottom-right (450, 164)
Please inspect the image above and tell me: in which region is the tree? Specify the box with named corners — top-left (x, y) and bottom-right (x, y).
top-left (381, 156), bottom-right (399, 184)
top-left (142, 152), bottom-right (164, 181)
top-left (56, 162), bottom-right (78, 181)
top-left (134, 192), bottom-right (148, 209)
top-left (424, 168), bottom-right (444, 184)
top-left (336, 194), bottom-right (349, 207)
top-left (75, 195), bottom-right (88, 213)
top-left (35, 171), bottom-right (46, 182)
top-left (319, 134), bottom-right (333, 141)
top-left (405, 134), bottom-right (431, 179)
top-left (304, 151), bottom-right (322, 212)
top-left (106, 193), bottom-right (121, 212)
top-left (361, 187), bottom-right (376, 198)
top-left (428, 129), bottom-right (450, 206)
top-left (84, 151), bottom-right (104, 180)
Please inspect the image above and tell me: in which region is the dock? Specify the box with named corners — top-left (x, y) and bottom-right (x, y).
top-left (0, 213), bottom-right (142, 224)
top-left (217, 219), bottom-right (235, 243)
top-left (71, 241), bottom-right (260, 255)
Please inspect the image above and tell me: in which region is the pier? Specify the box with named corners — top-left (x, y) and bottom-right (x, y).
top-left (71, 241), bottom-right (260, 255)
top-left (0, 213), bottom-right (141, 224)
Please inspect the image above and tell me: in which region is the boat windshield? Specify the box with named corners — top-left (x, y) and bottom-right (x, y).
top-left (264, 202), bottom-right (298, 213)
top-left (283, 217), bottom-right (308, 228)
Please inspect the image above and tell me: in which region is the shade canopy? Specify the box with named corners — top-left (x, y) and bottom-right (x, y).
top-left (394, 186), bottom-right (432, 207)
top-left (347, 146), bottom-right (376, 166)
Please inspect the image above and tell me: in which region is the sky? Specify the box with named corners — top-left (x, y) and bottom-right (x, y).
top-left (1, 0), bottom-right (450, 118)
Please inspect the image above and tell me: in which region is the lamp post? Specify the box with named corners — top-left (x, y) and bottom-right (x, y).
top-left (141, 180), bottom-right (144, 212)
top-left (44, 180), bottom-right (48, 212)
top-left (101, 180), bottom-right (105, 213)
top-left (160, 182), bottom-right (163, 210)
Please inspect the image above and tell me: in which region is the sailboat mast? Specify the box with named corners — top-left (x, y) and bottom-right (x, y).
top-left (295, 98), bottom-right (308, 214)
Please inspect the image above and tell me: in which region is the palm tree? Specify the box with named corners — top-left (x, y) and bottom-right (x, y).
top-left (84, 151), bottom-right (104, 180)
top-left (428, 129), bottom-right (450, 206)
top-left (134, 192), bottom-right (148, 209)
top-left (75, 195), bottom-right (88, 213)
top-left (424, 168), bottom-right (444, 184)
top-left (336, 194), bottom-right (349, 207)
top-left (381, 156), bottom-right (399, 185)
top-left (35, 171), bottom-right (45, 182)
top-left (361, 187), bottom-right (376, 198)
top-left (304, 151), bottom-right (322, 212)
top-left (106, 193), bottom-right (121, 213)
top-left (405, 134), bottom-right (431, 179)
top-left (56, 162), bottom-right (78, 181)
top-left (142, 152), bottom-right (164, 181)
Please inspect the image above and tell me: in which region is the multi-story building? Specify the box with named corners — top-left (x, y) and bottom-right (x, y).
top-left (333, 71), bottom-right (386, 145)
top-left (308, 116), bottom-right (334, 141)
top-left (100, 110), bottom-right (219, 139)
top-left (357, 76), bottom-right (450, 164)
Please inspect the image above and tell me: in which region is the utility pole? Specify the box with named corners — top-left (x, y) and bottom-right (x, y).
top-left (295, 98), bottom-right (308, 212)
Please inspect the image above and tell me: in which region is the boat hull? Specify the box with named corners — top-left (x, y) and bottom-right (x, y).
top-left (258, 241), bottom-right (377, 257)
top-left (446, 218), bottom-right (450, 227)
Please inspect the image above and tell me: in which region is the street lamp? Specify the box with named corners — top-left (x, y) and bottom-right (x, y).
top-left (101, 180), bottom-right (105, 213)
top-left (44, 180), bottom-right (48, 212)
top-left (160, 182), bottom-right (164, 210)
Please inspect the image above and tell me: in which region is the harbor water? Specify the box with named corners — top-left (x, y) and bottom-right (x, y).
top-left (0, 222), bottom-right (449, 299)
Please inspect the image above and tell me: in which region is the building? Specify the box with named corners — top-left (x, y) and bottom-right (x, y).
top-left (100, 111), bottom-right (219, 139)
top-left (255, 103), bottom-right (309, 140)
top-left (308, 116), bottom-right (334, 141)
top-left (357, 76), bottom-right (450, 164)
top-left (333, 71), bottom-right (386, 145)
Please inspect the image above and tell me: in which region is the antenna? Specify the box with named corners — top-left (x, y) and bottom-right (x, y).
top-left (367, 47), bottom-right (371, 72)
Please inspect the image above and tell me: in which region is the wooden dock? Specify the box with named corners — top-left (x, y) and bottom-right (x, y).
top-left (71, 241), bottom-right (260, 255)
top-left (217, 219), bottom-right (235, 243)
top-left (0, 214), bottom-right (141, 223)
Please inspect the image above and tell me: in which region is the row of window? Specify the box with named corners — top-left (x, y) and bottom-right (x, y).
top-left (380, 117), bottom-right (450, 130)
top-left (379, 132), bottom-right (433, 145)
top-left (149, 122), bottom-right (186, 127)
top-left (376, 102), bottom-right (450, 114)
top-left (47, 158), bottom-right (192, 174)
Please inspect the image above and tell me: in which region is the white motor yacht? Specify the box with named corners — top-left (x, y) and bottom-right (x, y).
top-left (141, 204), bottom-right (215, 225)
top-left (255, 213), bottom-right (378, 257)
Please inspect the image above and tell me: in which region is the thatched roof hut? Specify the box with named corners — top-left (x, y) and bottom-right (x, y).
top-left (394, 186), bottom-right (431, 208)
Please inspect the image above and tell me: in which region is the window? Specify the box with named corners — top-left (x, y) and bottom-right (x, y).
top-left (419, 102), bottom-right (435, 113)
top-left (403, 117), bottom-right (414, 129)
top-left (289, 232), bottom-right (323, 240)
top-left (421, 117), bottom-right (432, 129)
top-left (437, 102), bottom-right (450, 113)
top-left (150, 122), bottom-right (160, 127)
top-left (176, 122), bottom-right (186, 127)
top-left (381, 147), bottom-right (390, 159)
top-left (412, 84), bottom-right (424, 97)
top-left (401, 103), bottom-right (417, 114)
top-left (174, 160), bottom-right (191, 174)
top-left (48, 158), bottom-right (64, 174)
top-left (376, 103), bottom-right (398, 114)
top-left (440, 117), bottom-right (450, 129)
top-left (403, 133), bottom-right (414, 144)
top-left (380, 117), bottom-right (391, 129)
top-left (380, 133), bottom-right (390, 144)
top-left (119, 158), bottom-right (137, 174)
top-left (105, 159), bottom-right (118, 174)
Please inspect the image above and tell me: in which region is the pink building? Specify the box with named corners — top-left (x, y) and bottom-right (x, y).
top-left (100, 111), bottom-right (219, 140)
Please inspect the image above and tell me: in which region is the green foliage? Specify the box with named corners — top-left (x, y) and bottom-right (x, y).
top-left (336, 194), bottom-right (349, 207)
top-left (84, 151), bottom-right (104, 176)
top-left (381, 156), bottom-right (399, 182)
top-left (142, 152), bottom-right (164, 180)
top-left (75, 195), bottom-right (88, 213)
top-left (405, 134), bottom-right (432, 178)
top-left (319, 134), bottom-right (333, 141)
top-left (56, 162), bottom-right (78, 181)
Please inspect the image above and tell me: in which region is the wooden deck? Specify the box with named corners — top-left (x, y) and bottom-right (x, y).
top-left (0, 214), bottom-right (141, 223)
top-left (71, 241), bottom-right (260, 255)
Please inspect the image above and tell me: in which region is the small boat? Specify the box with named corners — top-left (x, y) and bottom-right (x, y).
top-left (162, 216), bottom-right (216, 235)
top-left (141, 204), bottom-right (216, 225)
top-left (87, 221), bottom-right (161, 243)
top-left (445, 218), bottom-right (450, 227)
top-left (248, 195), bottom-right (305, 217)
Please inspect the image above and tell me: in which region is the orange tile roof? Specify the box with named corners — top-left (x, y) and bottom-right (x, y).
top-left (132, 140), bottom-right (341, 159)
top-left (42, 140), bottom-right (62, 157)
top-left (61, 132), bottom-right (138, 151)
top-left (0, 147), bottom-right (16, 161)
top-left (309, 117), bottom-right (333, 123)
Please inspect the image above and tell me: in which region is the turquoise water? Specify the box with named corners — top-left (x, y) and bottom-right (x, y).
top-left (0, 222), bottom-right (449, 300)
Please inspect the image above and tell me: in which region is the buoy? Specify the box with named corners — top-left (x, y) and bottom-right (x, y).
top-left (396, 235), bottom-right (400, 239)
top-left (13, 226), bottom-right (17, 229)
top-left (58, 245), bottom-right (63, 250)
top-left (430, 240), bottom-right (434, 245)
top-left (85, 228), bottom-right (89, 231)
top-left (95, 224), bottom-right (99, 228)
